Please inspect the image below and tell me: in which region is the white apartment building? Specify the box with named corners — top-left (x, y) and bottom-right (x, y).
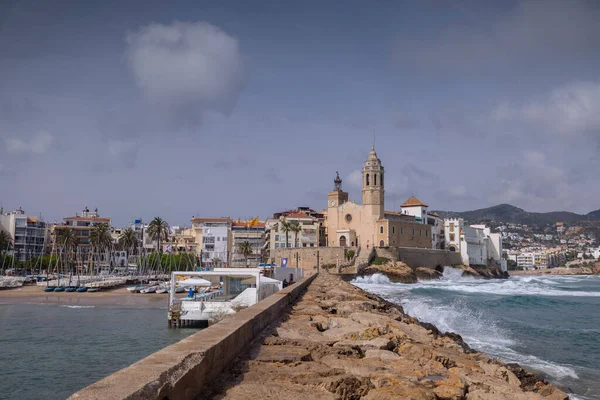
top-left (444, 218), bottom-right (506, 270)
top-left (190, 218), bottom-right (232, 267)
top-left (0, 208), bottom-right (50, 262)
top-left (231, 220), bottom-right (265, 268)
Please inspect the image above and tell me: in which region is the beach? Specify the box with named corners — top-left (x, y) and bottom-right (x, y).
top-left (0, 285), bottom-right (185, 307)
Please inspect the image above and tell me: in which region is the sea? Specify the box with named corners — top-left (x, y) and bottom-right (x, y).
top-left (0, 303), bottom-right (199, 400)
top-left (352, 269), bottom-right (600, 400)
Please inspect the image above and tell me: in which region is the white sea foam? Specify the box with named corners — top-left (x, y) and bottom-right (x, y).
top-left (61, 305), bottom-right (95, 309)
top-left (442, 266), bottom-right (464, 281)
top-left (352, 273), bottom-right (392, 285)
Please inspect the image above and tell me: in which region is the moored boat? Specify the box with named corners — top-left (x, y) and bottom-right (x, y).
top-left (87, 288), bottom-right (99, 293)
top-left (140, 286), bottom-right (157, 294)
top-left (76, 287), bottom-right (88, 292)
top-left (65, 287), bottom-right (77, 292)
top-left (54, 287), bottom-right (65, 292)
top-left (44, 286), bottom-right (57, 292)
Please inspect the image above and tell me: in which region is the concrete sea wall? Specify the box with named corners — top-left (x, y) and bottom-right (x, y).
top-left (271, 247), bottom-right (352, 270)
top-left (69, 274), bottom-right (317, 400)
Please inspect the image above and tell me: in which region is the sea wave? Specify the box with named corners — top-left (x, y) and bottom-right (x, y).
top-left (60, 305), bottom-right (95, 309)
top-left (352, 273), bottom-right (393, 285)
top-left (413, 278), bottom-right (600, 297)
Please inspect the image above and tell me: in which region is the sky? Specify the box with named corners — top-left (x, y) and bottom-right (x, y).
top-left (1, 0), bottom-right (600, 226)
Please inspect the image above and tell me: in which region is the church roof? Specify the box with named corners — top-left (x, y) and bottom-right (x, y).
top-left (285, 212), bottom-right (314, 220)
top-left (401, 196), bottom-right (429, 208)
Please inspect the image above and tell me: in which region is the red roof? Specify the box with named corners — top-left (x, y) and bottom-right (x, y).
top-left (63, 216), bottom-right (111, 222)
top-left (401, 196), bottom-right (429, 208)
top-left (284, 212), bottom-right (314, 220)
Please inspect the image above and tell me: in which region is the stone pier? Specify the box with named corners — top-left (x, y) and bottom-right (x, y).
top-left (71, 273), bottom-right (568, 400)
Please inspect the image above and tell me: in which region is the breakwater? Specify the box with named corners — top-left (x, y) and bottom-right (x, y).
top-left (71, 273), bottom-right (568, 399)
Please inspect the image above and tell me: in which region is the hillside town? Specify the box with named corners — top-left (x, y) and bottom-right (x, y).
top-left (1, 145), bottom-right (598, 273)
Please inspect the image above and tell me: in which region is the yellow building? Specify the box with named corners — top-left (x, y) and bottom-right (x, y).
top-left (327, 146), bottom-right (431, 249)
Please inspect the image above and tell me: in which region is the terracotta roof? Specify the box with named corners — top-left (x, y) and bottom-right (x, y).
top-left (191, 218), bottom-right (232, 223)
top-left (63, 216), bottom-right (110, 222)
top-left (401, 196), bottom-right (429, 208)
top-left (284, 212), bottom-right (314, 220)
top-left (430, 212), bottom-right (440, 217)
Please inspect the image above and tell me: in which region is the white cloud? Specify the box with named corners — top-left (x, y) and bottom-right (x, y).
top-left (493, 81), bottom-right (600, 136)
top-left (126, 21), bottom-right (246, 114)
top-left (5, 131), bottom-right (53, 154)
top-left (346, 169), bottom-right (363, 189)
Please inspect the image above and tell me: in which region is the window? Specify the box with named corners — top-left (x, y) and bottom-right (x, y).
top-left (204, 236), bottom-right (215, 244)
top-left (419, 230), bottom-right (422, 237)
top-left (425, 230), bottom-right (428, 237)
top-left (345, 214), bottom-right (352, 222)
top-left (366, 173), bottom-right (370, 186)
top-left (217, 237), bottom-right (220, 241)
top-left (412, 228), bottom-right (415, 236)
top-left (392, 226), bottom-right (395, 234)
top-left (401, 227), bottom-right (404, 235)
top-left (450, 234), bottom-right (455, 241)
top-left (380, 226), bottom-right (384, 234)
top-left (374, 173), bottom-right (377, 186)
top-left (275, 235), bottom-right (280, 241)
top-left (275, 243), bottom-right (279, 248)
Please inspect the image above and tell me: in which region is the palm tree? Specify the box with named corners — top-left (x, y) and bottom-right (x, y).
top-left (119, 227), bottom-right (139, 252)
top-left (0, 230), bottom-right (13, 274)
top-left (290, 221), bottom-right (301, 248)
top-left (55, 228), bottom-right (79, 285)
top-left (280, 220), bottom-right (292, 248)
top-left (90, 223), bottom-right (113, 272)
top-left (212, 257), bottom-right (222, 268)
top-left (238, 241), bottom-right (253, 267)
top-left (147, 217), bottom-right (169, 254)
top-left (0, 230), bottom-right (12, 254)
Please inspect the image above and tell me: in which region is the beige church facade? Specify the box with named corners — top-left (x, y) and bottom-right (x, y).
top-left (327, 146), bottom-right (432, 249)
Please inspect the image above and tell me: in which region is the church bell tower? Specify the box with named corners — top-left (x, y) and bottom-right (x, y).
top-left (362, 145), bottom-right (384, 219)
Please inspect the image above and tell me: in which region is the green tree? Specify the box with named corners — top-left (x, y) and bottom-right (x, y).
top-left (147, 217), bottom-right (169, 253)
top-left (238, 241), bottom-right (253, 267)
top-left (55, 228), bottom-right (79, 277)
top-left (118, 227), bottom-right (139, 253)
top-left (212, 257), bottom-right (222, 268)
top-left (290, 221), bottom-right (301, 248)
top-left (280, 220), bottom-right (292, 248)
top-left (0, 230), bottom-right (13, 254)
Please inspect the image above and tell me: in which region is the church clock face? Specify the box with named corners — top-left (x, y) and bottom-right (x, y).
top-left (331, 201), bottom-right (335, 206)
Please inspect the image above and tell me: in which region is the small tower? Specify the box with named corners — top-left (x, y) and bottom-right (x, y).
top-left (328, 171), bottom-right (348, 208)
top-left (362, 145), bottom-right (384, 219)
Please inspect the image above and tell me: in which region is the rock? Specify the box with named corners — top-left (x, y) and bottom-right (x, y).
top-left (415, 267), bottom-right (442, 280)
top-left (250, 345), bottom-right (312, 363)
top-left (361, 261), bottom-right (418, 283)
top-left (208, 273), bottom-right (567, 400)
top-left (364, 349), bottom-right (400, 360)
top-left (332, 337), bottom-right (394, 351)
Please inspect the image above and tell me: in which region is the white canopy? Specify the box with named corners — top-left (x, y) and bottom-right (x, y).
top-left (178, 278), bottom-right (212, 287)
top-left (240, 276), bottom-right (281, 285)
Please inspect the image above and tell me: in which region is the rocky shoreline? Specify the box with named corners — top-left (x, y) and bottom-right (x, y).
top-left (204, 273), bottom-right (568, 399)
top-left (360, 260), bottom-right (508, 283)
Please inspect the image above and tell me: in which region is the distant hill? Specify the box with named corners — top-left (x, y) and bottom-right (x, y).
top-left (435, 204), bottom-right (600, 225)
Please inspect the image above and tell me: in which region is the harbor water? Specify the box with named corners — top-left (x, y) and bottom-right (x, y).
top-left (353, 271), bottom-right (600, 400)
top-left (0, 303), bottom-right (199, 400)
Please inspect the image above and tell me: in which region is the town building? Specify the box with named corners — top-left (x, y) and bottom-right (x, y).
top-left (190, 218), bottom-right (232, 267)
top-left (231, 220), bottom-right (265, 268)
top-left (399, 197), bottom-right (445, 249)
top-left (0, 207), bottom-right (50, 262)
top-left (444, 218), bottom-right (505, 269)
top-left (54, 207), bottom-right (112, 252)
top-left (264, 211), bottom-right (322, 260)
top-left (326, 146), bottom-right (432, 249)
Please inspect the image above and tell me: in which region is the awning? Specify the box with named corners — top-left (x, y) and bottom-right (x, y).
top-left (240, 276), bottom-right (280, 285)
top-left (178, 278), bottom-right (212, 287)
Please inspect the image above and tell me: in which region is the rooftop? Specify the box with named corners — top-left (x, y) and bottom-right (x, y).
top-left (401, 196), bottom-right (429, 208)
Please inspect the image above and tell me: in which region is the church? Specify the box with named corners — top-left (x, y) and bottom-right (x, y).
top-left (327, 146), bottom-right (433, 249)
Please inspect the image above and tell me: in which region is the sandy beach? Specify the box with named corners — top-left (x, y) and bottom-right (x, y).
top-left (0, 285), bottom-right (184, 308)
